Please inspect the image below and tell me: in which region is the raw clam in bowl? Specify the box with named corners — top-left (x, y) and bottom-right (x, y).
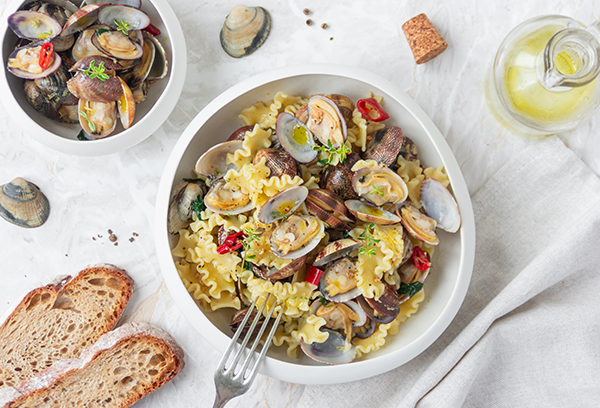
top-left (155, 65), bottom-right (476, 385)
top-left (0, 0), bottom-right (186, 156)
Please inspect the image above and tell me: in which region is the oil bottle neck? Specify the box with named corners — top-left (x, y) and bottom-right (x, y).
top-left (537, 25), bottom-right (600, 90)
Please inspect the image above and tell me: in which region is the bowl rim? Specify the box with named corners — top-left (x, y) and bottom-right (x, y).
top-left (0, 0), bottom-right (186, 156)
top-left (155, 64), bottom-right (476, 385)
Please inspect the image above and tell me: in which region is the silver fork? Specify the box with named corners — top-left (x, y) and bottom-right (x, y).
top-left (212, 293), bottom-right (283, 408)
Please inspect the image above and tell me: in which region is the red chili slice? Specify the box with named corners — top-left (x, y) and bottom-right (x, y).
top-left (412, 246), bottom-right (431, 271)
top-left (356, 98), bottom-right (390, 122)
top-left (305, 265), bottom-right (324, 286)
top-left (216, 231), bottom-right (246, 254)
top-left (143, 23), bottom-right (161, 36)
top-left (38, 42), bottom-right (54, 70)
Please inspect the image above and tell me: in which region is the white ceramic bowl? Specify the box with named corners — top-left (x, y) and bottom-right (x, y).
top-left (0, 0), bottom-right (186, 156)
top-left (155, 65), bottom-right (476, 385)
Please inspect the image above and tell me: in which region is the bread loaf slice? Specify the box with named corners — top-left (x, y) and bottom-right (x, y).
top-left (0, 322), bottom-right (184, 408)
top-left (0, 264), bottom-right (133, 389)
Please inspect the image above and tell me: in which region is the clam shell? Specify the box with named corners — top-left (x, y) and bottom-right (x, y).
top-left (23, 63), bottom-right (78, 123)
top-left (269, 215), bottom-right (324, 259)
top-left (257, 185), bottom-right (308, 224)
top-left (253, 148), bottom-right (299, 179)
top-left (345, 199), bottom-right (401, 225)
top-left (251, 254), bottom-right (307, 281)
top-left (227, 125), bottom-right (254, 141)
top-left (220, 5), bottom-right (271, 58)
top-left (117, 77), bottom-right (135, 129)
top-left (399, 135), bottom-right (418, 162)
top-left (307, 189), bottom-right (353, 223)
top-left (398, 203), bottom-right (439, 245)
top-left (320, 153), bottom-right (360, 201)
top-left (144, 32), bottom-right (168, 82)
top-left (420, 178), bottom-right (461, 233)
top-left (97, 4), bottom-right (150, 32)
top-left (204, 181), bottom-right (254, 215)
top-left (305, 199), bottom-right (351, 231)
top-left (307, 95), bottom-right (347, 148)
top-left (319, 257), bottom-right (362, 302)
top-left (8, 10), bottom-right (62, 41)
top-left (91, 29), bottom-right (144, 60)
top-left (353, 165), bottom-right (408, 206)
top-left (62, 3), bottom-right (105, 36)
top-left (300, 328), bottom-right (356, 365)
top-left (195, 140), bottom-right (244, 180)
top-left (7, 44), bottom-right (62, 80)
top-left (168, 180), bottom-right (205, 234)
top-left (0, 178), bottom-right (50, 228)
top-left (78, 99), bottom-right (117, 138)
top-left (362, 126), bottom-right (404, 168)
top-left (313, 239), bottom-right (361, 268)
top-left (276, 112), bottom-right (317, 163)
top-left (356, 293), bottom-right (397, 324)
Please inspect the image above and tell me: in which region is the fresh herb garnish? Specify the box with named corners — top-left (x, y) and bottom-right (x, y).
top-left (32, 20), bottom-right (41, 28)
top-left (183, 178), bottom-right (205, 184)
top-left (241, 227), bottom-right (261, 271)
top-left (82, 60), bottom-right (109, 81)
top-left (78, 110), bottom-right (96, 132)
top-left (76, 130), bottom-right (88, 141)
top-left (312, 139), bottom-right (352, 165)
top-left (96, 28), bottom-right (110, 36)
top-left (342, 230), bottom-right (351, 239)
top-left (114, 19), bottom-right (131, 35)
top-left (357, 223), bottom-right (380, 258)
top-left (192, 195), bottom-right (205, 219)
top-left (398, 281), bottom-right (423, 298)
top-left (368, 183), bottom-right (385, 198)
top-left (319, 296), bottom-right (327, 306)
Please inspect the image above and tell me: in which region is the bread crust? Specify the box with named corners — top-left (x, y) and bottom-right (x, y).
top-left (1, 322), bottom-right (184, 408)
top-left (0, 264), bottom-right (134, 389)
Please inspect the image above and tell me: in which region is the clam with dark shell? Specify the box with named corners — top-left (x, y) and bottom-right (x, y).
top-left (362, 126), bottom-right (404, 168)
top-left (168, 179), bottom-right (205, 234)
top-left (220, 5), bottom-right (271, 58)
top-left (23, 63), bottom-right (78, 123)
top-left (0, 177), bottom-right (50, 228)
top-left (253, 148), bottom-right (300, 179)
top-left (320, 153), bottom-right (360, 201)
top-left (67, 56), bottom-right (125, 102)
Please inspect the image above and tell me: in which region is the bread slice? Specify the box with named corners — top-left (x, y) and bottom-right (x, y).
top-left (0, 264), bottom-right (133, 389)
top-left (0, 322), bottom-right (184, 408)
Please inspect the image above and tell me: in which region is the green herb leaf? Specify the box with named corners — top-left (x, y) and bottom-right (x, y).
top-left (342, 231), bottom-right (351, 239)
top-left (192, 195), bottom-right (205, 219)
top-left (398, 281), bottom-right (423, 298)
top-left (319, 296), bottom-right (327, 306)
top-left (78, 110), bottom-right (96, 132)
top-left (368, 183), bottom-right (385, 198)
top-left (82, 60), bottom-right (110, 82)
top-left (76, 130), bottom-right (88, 141)
top-left (311, 140), bottom-right (352, 165)
top-left (96, 28), bottom-right (109, 36)
top-left (357, 223), bottom-right (379, 258)
top-left (114, 19), bottom-right (131, 35)
top-left (183, 178), bottom-right (205, 184)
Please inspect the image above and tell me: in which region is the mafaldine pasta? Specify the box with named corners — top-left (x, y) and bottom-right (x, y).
top-left (170, 91), bottom-right (460, 363)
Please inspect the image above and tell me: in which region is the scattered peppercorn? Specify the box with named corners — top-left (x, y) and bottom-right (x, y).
top-left (129, 237), bottom-right (135, 242)
top-left (108, 229), bottom-right (113, 234)
top-left (306, 19), bottom-right (313, 26)
top-left (303, 8), bottom-right (310, 15)
top-left (114, 242), bottom-right (118, 246)
top-left (109, 233), bottom-right (117, 242)
top-left (321, 23), bottom-right (328, 29)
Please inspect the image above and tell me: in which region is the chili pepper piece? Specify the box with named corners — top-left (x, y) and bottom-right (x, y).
top-left (356, 98), bottom-right (390, 122)
top-left (305, 265), bottom-right (324, 286)
top-left (412, 246), bottom-right (430, 271)
top-left (38, 42), bottom-right (54, 70)
top-left (143, 23), bottom-right (161, 36)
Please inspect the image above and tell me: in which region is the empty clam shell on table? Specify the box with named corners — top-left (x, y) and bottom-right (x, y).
top-left (0, 177), bottom-right (50, 228)
top-left (220, 5), bottom-right (271, 58)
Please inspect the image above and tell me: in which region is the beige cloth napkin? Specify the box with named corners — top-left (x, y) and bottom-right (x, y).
top-left (294, 136), bottom-right (600, 407)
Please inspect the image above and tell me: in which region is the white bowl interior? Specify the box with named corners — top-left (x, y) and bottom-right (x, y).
top-left (156, 66), bottom-right (475, 384)
top-left (0, 0), bottom-right (185, 155)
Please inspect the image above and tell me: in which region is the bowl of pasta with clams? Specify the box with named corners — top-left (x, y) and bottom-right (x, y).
top-left (155, 64), bottom-right (475, 384)
top-left (0, 0), bottom-right (186, 155)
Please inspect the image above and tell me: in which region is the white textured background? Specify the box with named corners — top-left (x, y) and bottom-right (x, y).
top-left (1, 0), bottom-right (600, 407)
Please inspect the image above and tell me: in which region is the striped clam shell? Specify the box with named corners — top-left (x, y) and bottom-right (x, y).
top-left (220, 5), bottom-right (271, 58)
top-left (0, 177), bottom-right (50, 228)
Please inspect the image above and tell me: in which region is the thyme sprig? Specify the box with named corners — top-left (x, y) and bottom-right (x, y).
top-left (368, 183), bottom-right (385, 198)
top-left (313, 139), bottom-right (352, 166)
top-left (241, 227), bottom-right (261, 270)
top-left (114, 19), bottom-right (131, 35)
top-left (78, 110), bottom-right (96, 132)
top-left (357, 223), bottom-right (380, 258)
top-left (82, 60), bottom-right (109, 81)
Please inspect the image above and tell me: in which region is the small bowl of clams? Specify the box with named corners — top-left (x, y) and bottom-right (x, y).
top-left (155, 65), bottom-right (476, 384)
top-left (0, 0), bottom-right (186, 156)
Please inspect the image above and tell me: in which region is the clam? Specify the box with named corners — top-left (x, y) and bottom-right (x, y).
top-left (253, 148), bottom-right (299, 179)
top-left (220, 5), bottom-right (271, 58)
top-left (23, 63), bottom-right (78, 123)
top-left (85, 0), bottom-right (142, 8)
top-left (250, 254), bottom-right (307, 281)
top-left (144, 31), bottom-right (168, 82)
top-left (227, 125), bottom-right (254, 141)
top-left (356, 283), bottom-right (400, 324)
top-left (398, 262), bottom-right (429, 304)
top-left (301, 328), bottom-right (356, 365)
top-left (67, 56), bottom-right (124, 102)
top-left (305, 199), bottom-right (351, 231)
top-left (327, 94), bottom-right (355, 124)
top-left (276, 112), bottom-right (317, 163)
top-left (398, 204), bottom-right (439, 245)
top-left (269, 215), bottom-right (324, 259)
top-left (116, 76), bottom-right (135, 129)
top-left (97, 4), bottom-right (150, 32)
top-left (319, 153), bottom-right (361, 201)
top-left (8, 10), bottom-right (62, 41)
top-left (399, 135), bottom-right (418, 162)
top-left (362, 126), bottom-right (404, 168)
top-left (315, 300), bottom-right (366, 349)
top-left (0, 177), bottom-right (50, 228)
top-left (256, 186), bottom-right (308, 224)
top-left (306, 95), bottom-right (347, 148)
top-left (203, 181), bottom-right (254, 215)
top-left (400, 228), bottom-right (414, 265)
top-left (313, 238), bottom-right (361, 268)
top-left (194, 140), bottom-right (244, 180)
top-left (420, 178), bottom-right (461, 233)
top-left (62, 3), bottom-right (105, 36)
top-left (20, 0), bottom-right (78, 22)
top-left (168, 180), bottom-right (205, 234)
top-left (78, 99), bottom-right (117, 139)
top-left (7, 43), bottom-right (62, 79)
top-left (91, 29), bottom-right (144, 60)
top-left (71, 25), bottom-right (106, 61)
top-left (345, 199), bottom-right (401, 225)
top-left (306, 188), bottom-right (354, 226)
top-left (319, 257), bottom-right (361, 302)
top-left (230, 306), bottom-right (265, 338)
top-left (353, 165), bottom-right (408, 207)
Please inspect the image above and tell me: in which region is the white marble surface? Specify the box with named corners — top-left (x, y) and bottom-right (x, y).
top-left (1, 0), bottom-right (600, 407)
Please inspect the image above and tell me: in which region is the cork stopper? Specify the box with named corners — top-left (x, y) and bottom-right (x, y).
top-left (402, 13), bottom-right (448, 64)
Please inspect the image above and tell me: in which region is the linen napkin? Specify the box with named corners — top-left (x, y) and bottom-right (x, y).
top-left (294, 136), bottom-right (600, 407)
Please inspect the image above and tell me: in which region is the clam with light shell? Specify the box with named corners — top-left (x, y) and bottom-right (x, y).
top-left (0, 177), bottom-right (50, 228)
top-left (220, 5), bottom-right (271, 58)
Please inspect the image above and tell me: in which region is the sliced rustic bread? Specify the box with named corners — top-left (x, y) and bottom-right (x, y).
top-left (0, 322), bottom-right (184, 408)
top-left (0, 264), bottom-right (133, 389)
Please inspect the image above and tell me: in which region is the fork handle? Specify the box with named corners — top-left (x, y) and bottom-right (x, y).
top-left (212, 389), bottom-right (232, 408)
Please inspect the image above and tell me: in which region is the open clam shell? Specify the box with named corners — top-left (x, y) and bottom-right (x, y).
top-left (78, 99), bottom-right (118, 139)
top-left (116, 76), bottom-right (135, 129)
top-left (398, 203), bottom-right (439, 246)
top-left (307, 189), bottom-right (353, 223)
top-left (144, 31), bottom-right (168, 82)
top-left (345, 199), bottom-right (401, 225)
top-left (91, 29), bottom-right (144, 60)
top-left (7, 43), bottom-right (62, 79)
top-left (0, 177), bottom-right (50, 228)
top-left (168, 180), bottom-right (205, 234)
top-left (204, 181), bottom-right (254, 215)
top-left (220, 5), bottom-right (271, 58)
top-left (300, 328), bottom-right (356, 365)
top-left (313, 239), bottom-right (361, 268)
top-left (195, 140), bottom-right (244, 180)
top-left (8, 10), bottom-right (62, 41)
top-left (420, 178), bottom-right (461, 233)
top-left (257, 186), bottom-right (308, 224)
top-left (251, 254), bottom-right (307, 281)
top-left (319, 257), bottom-right (362, 302)
top-left (97, 4), bottom-right (150, 32)
top-left (276, 112), bottom-right (317, 163)
top-left (306, 95), bottom-right (348, 148)
top-left (62, 3), bottom-right (105, 36)
top-left (269, 215), bottom-right (324, 259)
top-left (20, 0), bottom-right (79, 21)
top-left (353, 165), bottom-right (408, 207)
